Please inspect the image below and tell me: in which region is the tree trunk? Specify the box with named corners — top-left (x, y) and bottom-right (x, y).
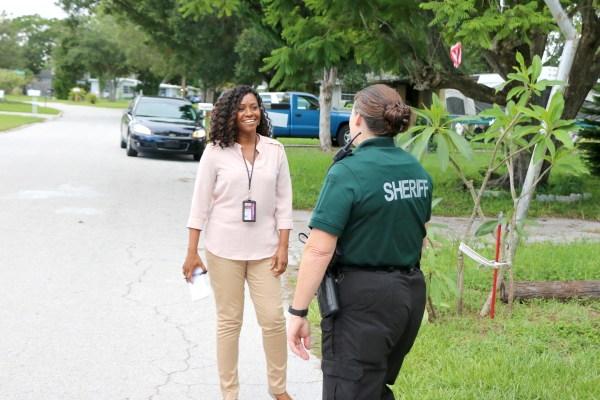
top-left (561, 0), bottom-right (600, 120)
top-left (318, 66), bottom-right (337, 152)
top-left (107, 77), bottom-right (116, 102)
top-left (427, 296), bottom-right (437, 320)
top-left (501, 281), bottom-right (600, 302)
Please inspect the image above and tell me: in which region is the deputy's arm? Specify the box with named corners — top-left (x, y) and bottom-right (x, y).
top-left (287, 228), bottom-right (337, 360)
top-left (292, 229), bottom-right (338, 310)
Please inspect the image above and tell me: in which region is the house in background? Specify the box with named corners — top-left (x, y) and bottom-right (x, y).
top-left (89, 78), bottom-right (139, 99)
top-left (89, 78), bottom-right (201, 99)
top-left (31, 70), bottom-right (53, 94)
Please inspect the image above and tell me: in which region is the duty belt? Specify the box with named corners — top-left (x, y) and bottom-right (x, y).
top-left (337, 261), bottom-right (420, 274)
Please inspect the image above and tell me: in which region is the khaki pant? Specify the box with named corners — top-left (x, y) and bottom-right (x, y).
top-left (206, 249), bottom-right (287, 400)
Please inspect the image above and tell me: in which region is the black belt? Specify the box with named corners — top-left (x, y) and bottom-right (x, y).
top-left (337, 261), bottom-right (420, 274)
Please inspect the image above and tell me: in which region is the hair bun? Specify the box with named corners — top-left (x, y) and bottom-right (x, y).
top-left (383, 102), bottom-right (413, 134)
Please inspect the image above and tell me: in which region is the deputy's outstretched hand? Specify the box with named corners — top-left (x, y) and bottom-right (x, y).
top-left (288, 315), bottom-right (311, 360)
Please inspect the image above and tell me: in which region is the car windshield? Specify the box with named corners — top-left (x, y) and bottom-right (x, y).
top-left (136, 99), bottom-right (197, 121)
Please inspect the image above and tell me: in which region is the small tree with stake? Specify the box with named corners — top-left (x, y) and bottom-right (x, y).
top-left (400, 53), bottom-right (587, 316)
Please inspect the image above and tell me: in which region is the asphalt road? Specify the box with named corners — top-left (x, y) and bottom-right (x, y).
top-left (0, 104), bottom-right (322, 400)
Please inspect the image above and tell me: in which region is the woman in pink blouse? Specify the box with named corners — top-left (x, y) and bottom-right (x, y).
top-left (182, 86), bottom-right (294, 400)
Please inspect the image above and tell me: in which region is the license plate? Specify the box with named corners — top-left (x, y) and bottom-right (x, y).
top-left (165, 140), bottom-right (180, 149)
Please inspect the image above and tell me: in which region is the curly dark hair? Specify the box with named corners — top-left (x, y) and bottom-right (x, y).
top-left (209, 85), bottom-right (272, 148)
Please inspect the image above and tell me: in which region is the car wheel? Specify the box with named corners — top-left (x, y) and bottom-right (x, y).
top-left (120, 136), bottom-right (127, 149)
top-left (193, 152), bottom-right (203, 161)
top-left (336, 124), bottom-right (351, 147)
top-left (126, 134), bottom-right (138, 157)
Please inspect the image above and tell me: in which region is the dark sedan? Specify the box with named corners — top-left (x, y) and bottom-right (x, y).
top-left (120, 96), bottom-right (207, 160)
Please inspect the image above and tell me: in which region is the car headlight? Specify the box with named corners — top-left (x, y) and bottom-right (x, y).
top-left (131, 123), bottom-right (152, 135)
top-left (192, 128), bottom-right (206, 138)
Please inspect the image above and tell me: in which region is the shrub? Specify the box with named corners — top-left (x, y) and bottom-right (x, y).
top-left (84, 93), bottom-right (98, 104)
top-left (68, 87), bottom-right (87, 102)
top-left (0, 69), bottom-right (29, 93)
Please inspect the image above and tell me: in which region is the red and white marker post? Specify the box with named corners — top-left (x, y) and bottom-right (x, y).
top-left (490, 212), bottom-right (502, 319)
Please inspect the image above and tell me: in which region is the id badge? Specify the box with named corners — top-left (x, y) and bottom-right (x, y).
top-left (242, 200), bottom-right (256, 222)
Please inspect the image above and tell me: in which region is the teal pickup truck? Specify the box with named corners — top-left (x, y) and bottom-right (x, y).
top-left (266, 92), bottom-right (352, 146)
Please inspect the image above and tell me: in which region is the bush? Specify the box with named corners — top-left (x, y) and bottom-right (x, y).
top-left (0, 69), bottom-right (29, 93)
top-left (68, 87), bottom-right (87, 102)
top-left (84, 93), bottom-right (98, 104)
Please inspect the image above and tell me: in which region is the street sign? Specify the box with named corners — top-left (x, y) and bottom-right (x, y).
top-left (27, 90), bottom-right (41, 97)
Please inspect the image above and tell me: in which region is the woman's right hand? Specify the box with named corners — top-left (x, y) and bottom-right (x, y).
top-left (182, 252), bottom-right (206, 283)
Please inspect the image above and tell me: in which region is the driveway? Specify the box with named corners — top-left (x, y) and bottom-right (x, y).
top-left (0, 103), bottom-right (322, 400)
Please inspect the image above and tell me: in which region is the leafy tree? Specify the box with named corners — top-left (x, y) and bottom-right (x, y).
top-left (233, 25), bottom-right (284, 86)
top-left (0, 13), bottom-right (25, 70)
top-left (51, 32), bottom-right (88, 100)
top-left (266, 0), bottom-right (599, 184)
top-left (100, 0), bottom-right (242, 100)
top-left (421, 0), bottom-right (600, 188)
top-left (578, 85), bottom-right (600, 177)
top-left (112, 14), bottom-right (167, 95)
top-left (65, 15), bottom-right (131, 101)
top-left (11, 15), bottom-right (60, 74)
top-left (262, 0), bottom-right (358, 150)
top-left (0, 69), bottom-right (30, 93)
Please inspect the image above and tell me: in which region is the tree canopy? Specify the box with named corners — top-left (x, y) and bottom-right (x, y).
top-left (0, 13), bottom-right (60, 74)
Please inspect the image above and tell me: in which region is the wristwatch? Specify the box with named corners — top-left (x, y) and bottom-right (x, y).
top-left (288, 305), bottom-right (309, 317)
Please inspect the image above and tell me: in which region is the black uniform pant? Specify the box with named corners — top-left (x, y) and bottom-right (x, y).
top-left (320, 268), bottom-right (426, 400)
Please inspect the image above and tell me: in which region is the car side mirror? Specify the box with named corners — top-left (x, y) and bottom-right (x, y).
top-left (196, 112), bottom-right (205, 121)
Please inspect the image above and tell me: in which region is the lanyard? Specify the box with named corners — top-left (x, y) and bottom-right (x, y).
top-left (241, 135), bottom-right (257, 200)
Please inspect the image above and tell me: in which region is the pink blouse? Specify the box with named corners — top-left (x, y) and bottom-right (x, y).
top-left (187, 135), bottom-right (294, 260)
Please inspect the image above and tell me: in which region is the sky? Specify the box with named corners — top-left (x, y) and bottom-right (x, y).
top-left (1, 0), bottom-right (67, 20)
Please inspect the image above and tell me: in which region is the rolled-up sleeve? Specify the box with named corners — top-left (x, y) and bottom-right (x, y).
top-left (187, 145), bottom-right (216, 230)
top-left (275, 147), bottom-right (293, 230)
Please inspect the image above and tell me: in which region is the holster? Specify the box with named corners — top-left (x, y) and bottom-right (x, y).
top-left (316, 243), bottom-right (343, 318)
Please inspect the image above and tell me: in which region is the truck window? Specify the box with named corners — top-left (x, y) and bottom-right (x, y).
top-left (259, 94), bottom-right (272, 104)
top-left (297, 95), bottom-right (320, 111)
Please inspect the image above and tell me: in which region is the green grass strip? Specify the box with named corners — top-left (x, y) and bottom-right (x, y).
top-left (0, 115), bottom-right (45, 132)
top-left (0, 100), bottom-right (60, 115)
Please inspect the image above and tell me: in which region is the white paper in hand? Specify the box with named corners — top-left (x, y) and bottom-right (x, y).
top-left (189, 267), bottom-right (210, 301)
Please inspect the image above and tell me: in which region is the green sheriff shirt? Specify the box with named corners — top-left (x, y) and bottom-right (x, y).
top-left (309, 137), bottom-right (433, 268)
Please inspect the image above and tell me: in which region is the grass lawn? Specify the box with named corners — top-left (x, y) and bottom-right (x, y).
top-left (0, 115), bottom-right (45, 132)
top-left (278, 137), bottom-right (321, 146)
top-left (5, 94), bottom-right (129, 109)
top-left (47, 98), bottom-right (130, 109)
top-left (285, 147), bottom-right (336, 209)
top-left (0, 100), bottom-right (60, 115)
top-left (303, 240), bottom-right (600, 399)
top-left (285, 146), bottom-right (600, 220)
